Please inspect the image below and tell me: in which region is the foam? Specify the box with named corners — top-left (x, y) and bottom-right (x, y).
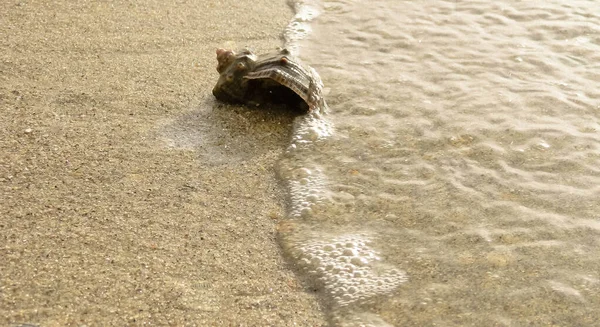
top-left (278, 112), bottom-right (333, 218)
top-left (284, 0), bottom-right (322, 56)
top-left (286, 166), bottom-right (327, 218)
top-left (287, 232), bottom-right (407, 307)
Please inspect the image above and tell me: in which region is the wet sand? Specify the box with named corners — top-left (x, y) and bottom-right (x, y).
top-left (0, 0), bottom-right (325, 325)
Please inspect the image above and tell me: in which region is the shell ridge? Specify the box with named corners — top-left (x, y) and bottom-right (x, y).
top-left (246, 68), bottom-right (310, 103)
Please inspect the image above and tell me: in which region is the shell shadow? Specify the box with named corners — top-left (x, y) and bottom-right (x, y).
top-left (158, 97), bottom-right (301, 165)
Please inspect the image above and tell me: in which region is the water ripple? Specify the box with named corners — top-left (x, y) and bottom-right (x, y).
top-left (280, 0), bottom-right (600, 325)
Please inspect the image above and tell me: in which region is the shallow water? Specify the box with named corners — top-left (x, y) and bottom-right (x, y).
top-left (278, 0), bottom-right (600, 325)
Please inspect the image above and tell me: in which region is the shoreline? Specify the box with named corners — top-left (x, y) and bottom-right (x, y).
top-left (0, 0), bottom-right (325, 325)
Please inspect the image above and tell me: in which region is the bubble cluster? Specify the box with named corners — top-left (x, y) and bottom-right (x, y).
top-left (285, 21), bottom-right (312, 55)
top-left (290, 111), bottom-right (333, 146)
top-left (282, 165), bottom-right (327, 218)
top-left (278, 112), bottom-right (334, 218)
top-left (284, 0), bottom-right (322, 56)
top-left (289, 232), bottom-right (407, 307)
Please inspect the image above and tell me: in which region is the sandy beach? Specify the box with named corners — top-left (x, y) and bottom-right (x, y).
top-left (0, 0), bottom-right (325, 325)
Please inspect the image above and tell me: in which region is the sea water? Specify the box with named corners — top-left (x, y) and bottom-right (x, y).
top-left (278, 0), bottom-right (600, 325)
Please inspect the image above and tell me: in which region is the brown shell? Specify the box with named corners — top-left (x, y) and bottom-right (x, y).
top-left (212, 48), bottom-right (325, 112)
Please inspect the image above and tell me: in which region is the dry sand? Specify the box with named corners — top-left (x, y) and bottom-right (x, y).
top-left (1, 0), bottom-right (325, 325)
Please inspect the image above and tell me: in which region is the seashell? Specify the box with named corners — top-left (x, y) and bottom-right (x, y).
top-left (212, 48), bottom-right (326, 113)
